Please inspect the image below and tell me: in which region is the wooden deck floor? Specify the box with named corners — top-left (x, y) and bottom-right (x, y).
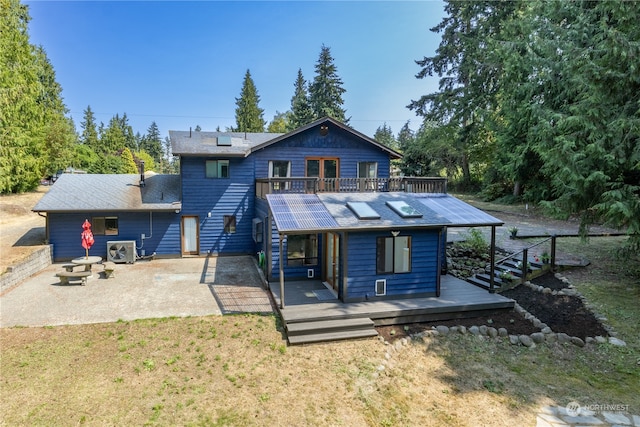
top-left (269, 275), bottom-right (515, 326)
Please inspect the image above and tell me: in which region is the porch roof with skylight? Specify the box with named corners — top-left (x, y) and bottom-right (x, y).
top-left (267, 192), bottom-right (502, 234)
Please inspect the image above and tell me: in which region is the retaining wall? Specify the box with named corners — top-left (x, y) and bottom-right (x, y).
top-left (1, 245), bottom-right (53, 293)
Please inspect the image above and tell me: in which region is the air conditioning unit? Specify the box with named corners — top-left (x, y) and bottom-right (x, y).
top-left (107, 240), bottom-right (137, 264)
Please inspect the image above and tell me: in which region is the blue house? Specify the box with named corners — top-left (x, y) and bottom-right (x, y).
top-left (33, 117), bottom-right (503, 305)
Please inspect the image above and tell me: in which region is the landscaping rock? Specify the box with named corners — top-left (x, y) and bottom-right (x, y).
top-left (519, 334), bottom-right (535, 347)
top-left (487, 327), bottom-right (498, 338)
top-left (557, 333), bottom-right (571, 344)
top-left (570, 337), bottom-right (585, 347)
top-left (595, 336), bottom-right (607, 344)
top-left (541, 326), bottom-right (552, 334)
top-left (509, 335), bottom-right (519, 345)
top-left (436, 325), bottom-right (450, 336)
top-left (469, 326), bottom-right (480, 336)
top-left (478, 325), bottom-right (488, 335)
top-left (531, 332), bottom-right (545, 344)
top-left (545, 333), bottom-right (557, 343)
top-left (498, 327), bottom-right (508, 337)
top-left (609, 337), bottom-right (627, 347)
top-left (458, 325), bottom-right (467, 335)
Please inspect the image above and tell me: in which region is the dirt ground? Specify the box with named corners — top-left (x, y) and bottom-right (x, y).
top-left (0, 186), bottom-right (49, 274)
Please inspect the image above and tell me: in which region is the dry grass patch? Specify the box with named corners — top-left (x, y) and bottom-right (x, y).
top-left (2, 313), bottom-right (551, 426)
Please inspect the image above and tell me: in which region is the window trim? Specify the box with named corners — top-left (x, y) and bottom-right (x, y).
top-left (91, 216), bottom-right (119, 236)
top-left (206, 159), bottom-right (230, 178)
top-left (376, 235), bottom-right (411, 274)
top-left (286, 234), bottom-right (318, 266)
top-left (223, 215), bottom-right (236, 233)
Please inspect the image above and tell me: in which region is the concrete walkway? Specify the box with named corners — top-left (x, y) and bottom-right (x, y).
top-left (0, 255), bottom-right (273, 328)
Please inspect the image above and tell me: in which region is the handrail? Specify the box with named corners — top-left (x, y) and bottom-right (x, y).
top-left (255, 176), bottom-right (448, 198)
top-left (494, 236), bottom-right (554, 267)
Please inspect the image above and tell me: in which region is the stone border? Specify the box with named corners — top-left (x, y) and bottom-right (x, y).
top-left (378, 272), bottom-right (626, 352)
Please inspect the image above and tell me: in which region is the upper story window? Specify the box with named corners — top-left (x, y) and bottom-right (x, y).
top-left (269, 160), bottom-right (291, 190)
top-left (92, 216), bottom-right (118, 236)
top-left (358, 162), bottom-right (378, 179)
top-left (269, 160), bottom-right (291, 178)
top-left (358, 162), bottom-right (378, 190)
top-left (206, 160), bottom-right (229, 178)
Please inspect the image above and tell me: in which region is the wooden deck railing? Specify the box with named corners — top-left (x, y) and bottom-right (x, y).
top-left (256, 177), bottom-right (447, 198)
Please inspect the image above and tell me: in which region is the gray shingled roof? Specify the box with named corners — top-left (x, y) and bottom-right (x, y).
top-left (32, 173), bottom-right (182, 212)
top-left (267, 192), bottom-right (502, 233)
top-left (169, 130), bottom-right (283, 157)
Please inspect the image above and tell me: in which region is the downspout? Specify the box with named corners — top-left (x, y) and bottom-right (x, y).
top-left (37, 212), bottom-right (49, 244)
top-left (436, 227), bottom-right (442, 297)
top-left (489, 226), bottom-right (496, 293)
top-left (279, 233), bottom-right (285, 309)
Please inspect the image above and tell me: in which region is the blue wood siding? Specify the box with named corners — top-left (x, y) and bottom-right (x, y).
top-left (252, 128), bottom-right (391, 179)
top-left (345, 229), bottom-right (440, 302)
top-left (48, 212), bottom-right (181, 261)
top-left (181, 156), bottom-right (255, 254)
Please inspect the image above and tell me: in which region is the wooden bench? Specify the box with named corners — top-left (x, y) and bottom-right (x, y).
top-left (102, 262), bottom-right (116, 278)
top-left (56, 270), bottom-right (92, 286)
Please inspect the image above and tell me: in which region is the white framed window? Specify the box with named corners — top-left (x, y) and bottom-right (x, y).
top-left (206, 160), bottom-right (229, 178)
top-left (269, 160), bottom-right (291, 190)
top-left (358, 162), bottom-right (378, 190)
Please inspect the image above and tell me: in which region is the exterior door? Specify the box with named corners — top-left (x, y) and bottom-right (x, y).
top-left (181, 216), bottom-right (199, 255)
top-left (324, 232), bottom-right (340, 293)
top-left (306, 158), bottom-right (339, 191)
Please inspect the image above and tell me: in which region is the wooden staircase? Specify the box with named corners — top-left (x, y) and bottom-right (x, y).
top-left (285, 317), bottom-right (378, 345)
top-left (466, 256), bottom-right (550, 291)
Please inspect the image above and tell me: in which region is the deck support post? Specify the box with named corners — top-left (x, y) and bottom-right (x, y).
top-left (279, 233), bottom-right (285, 309)
top-left (489, 226), bottom-right (496, 293)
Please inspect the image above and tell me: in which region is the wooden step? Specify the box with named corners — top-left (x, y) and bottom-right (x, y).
top-left (287, 328), bottom-right (379, 345)
top-left (286, 317), bottom-right (375, 336)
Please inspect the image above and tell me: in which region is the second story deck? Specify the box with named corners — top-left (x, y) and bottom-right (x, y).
top-left (256, 177), bottom-right (448, 199)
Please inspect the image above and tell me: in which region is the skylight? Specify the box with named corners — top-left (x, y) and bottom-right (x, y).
top-left (347, 201), bottom-right (381, 220)
top-left (217, 135), bottom-right (232, 146)
top-left (386, 200), bottom-right (423, 218)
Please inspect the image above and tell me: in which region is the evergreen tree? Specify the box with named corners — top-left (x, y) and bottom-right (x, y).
top-left (0, 0), bottom-right (73, 192)
top-left (309, 45), bottom-right (348, 123)
top-left (409, 1), bottom-right (519, 187)
top-left (140, 121), bottom-right (163, 162)
top-left (373, 123), bottom-right (397, 150)
top-left (194, 125), bottom-right (201, 132)
top-left (288, 68), bottom-right (314, 130)
top-left (80, 105), bottom-right (99, 151)
top-left (234, 69), bottom-right (265, 132)
top-left (99, 114), bottom-right (127, 155)
top-left (397, 121), bottom-right (414, 153)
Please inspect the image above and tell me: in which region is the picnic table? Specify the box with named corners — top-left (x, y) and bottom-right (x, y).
top-left (71, 256), bottom-right (103, 272)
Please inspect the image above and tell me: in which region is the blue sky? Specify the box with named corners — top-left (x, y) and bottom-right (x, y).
top-left (26, 1), bottom-right (445, 139)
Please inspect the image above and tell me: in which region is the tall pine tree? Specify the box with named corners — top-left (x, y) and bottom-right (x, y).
top-left (288, 68), bottom-right (314, 130)
top-left (0, 0), bottom-right (74, 192)
top-left (309, 45), bottom-right (348, 123)
top-left (234, 69), bottom-right (265, 132)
